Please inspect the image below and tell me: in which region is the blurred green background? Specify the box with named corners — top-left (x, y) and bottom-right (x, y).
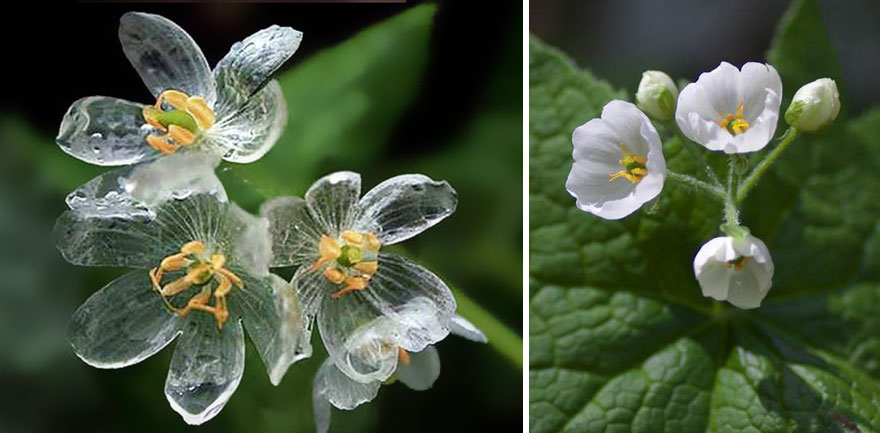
top-left (0, 2), bottom-right (522, 432)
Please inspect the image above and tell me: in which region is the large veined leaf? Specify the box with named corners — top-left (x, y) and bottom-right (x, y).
top-left (529, 0), bottom-right (880, 431)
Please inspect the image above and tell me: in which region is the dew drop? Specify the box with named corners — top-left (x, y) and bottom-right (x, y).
top-left (91, 133), bottom-right (103, 139)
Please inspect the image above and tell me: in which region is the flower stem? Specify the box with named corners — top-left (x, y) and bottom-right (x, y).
top-left (736, 127), bottom-right (800, 203)
top-left (452, 287), bottom-right (522, 368)
top-left (666, 171), bottom-right (726, 202)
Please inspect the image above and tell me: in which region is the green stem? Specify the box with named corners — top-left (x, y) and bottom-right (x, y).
top-left (666, 171), bottom-right (726, 202)
top-left (725, 157), bottom-right (738, 225)
top-left (736, 127), bottom-right (800, 203)
top-left (452, 288), bottom-right (522, 368)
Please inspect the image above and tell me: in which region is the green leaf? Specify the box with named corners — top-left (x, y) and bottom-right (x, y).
top-left (529, 20), bottom-right (880, 433)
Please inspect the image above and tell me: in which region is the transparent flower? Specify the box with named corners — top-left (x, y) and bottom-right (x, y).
top-left (693, 235), bottom-right (774, 309)
top-left (676, 62), bottom-right (782, 154)
top-left (57, 12), bottom-right (301, 166)
top-left (565, 100), bottom-right (666, 220)
top-left (260, 171), bottom-right (459, 384)
top-left (54, 174), bottom-right (308, 424)
top-left (785, 78), bottom-right (840, 133)
top-left (636, 70), bottom-right (678, 121)
top-left (312, 314), bottom-right (487, 433)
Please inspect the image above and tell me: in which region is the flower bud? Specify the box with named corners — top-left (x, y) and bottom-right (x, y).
top-left (784, 78), bottom-right (840, 133)
top-left (636, 71), bottom-right (678, 121)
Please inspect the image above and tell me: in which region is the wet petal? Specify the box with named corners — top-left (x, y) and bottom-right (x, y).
top-left (224, 203), bottom-right (272, 275)
top-left (205, 80), bottom-right (287, 164)
top-left (396, 345), bottom-right (440, 391)
top-left (313, 358), bottom-right (380, 412)
top-left (165, 313), bottom-right (245, 425)
top-left (354, 174), bottom-right (457, 245)
top-left (213, 26), bottom-right (302, 115)
top-left (260, 196), bottom-right (322, 268)
top-left (233, 273), bottom-right (309, 385)
top-left (57, 96), bottom-right (156, 166)
top-left (119, 12), bottom-right (215, 102)
top-left (305, 172), bottom-right (362, 236)
top-left (449, 314), bottom-right (487, 343)
top-left (69, 270), bottom-right (180, 368)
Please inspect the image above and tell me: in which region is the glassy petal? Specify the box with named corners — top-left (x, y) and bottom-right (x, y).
top-left (213, 26), bottom-right (302, 115)
top-left (205, 80), bottom-right (287, 164)
top-left (233, 273), bottom-right (309, 385)
top-left (57, 96), bottom-right (156, 166)
top-left (69, 270), bottom-right (180, 368)
top-left (313, 381), bottom-right (331, 433)
top-left (396, 345), bottom-right (440, 391)
top-left (449, 314), bottom-right (487, 343)
top-left (305, 172), bottom-right (362, 236)
top-left (223, 203), bottom-right (272, 275)
top-left (119, 12), bottom-right (215, 102)
top-left (313, 358), bottom-right (380, 411)
top-left (165, 313), bottom-right (245, 425)
top-left (260, 196), bottom-right (322, 267)
top-left (54, 209), bottom-right (163, 268)
top-left (353, 174), bottom-right (457, 245)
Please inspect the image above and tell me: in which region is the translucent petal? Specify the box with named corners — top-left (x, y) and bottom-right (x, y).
top-left (305, 172), bottom-right (362, 236)
top-left (233, 273), bottom-right (309, 385)
top-left (396, 346), bottom-right (440, 391)
top-left (165, 313), bottom-right (245, 425)
top-left (54, 208), bottom-right (164, 268)
top-left (313, 381), bottom-right (331, 433)
top-left (449, 314), bottom-right (487, 343)
top-left (313, 358), bottom-right (380, 411)
top-left (205, 80), bottom-right (287, 164)
top-left (223, 203), bottom-right (272, 275)
top-left (260, 196), bottom-right (322, 267)
top-left (353, 174), bottom-right (457, 245)
top-left (57, 96), bottom-right (156, 166)
top-left (119, 12), bottom-right (215, 102)
top-left (213, 25), bottom-right (302, 115)
top-left (68, 270), bottom-right (180, 368)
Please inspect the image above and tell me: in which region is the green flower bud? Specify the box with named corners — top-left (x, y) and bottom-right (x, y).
top-left (784, 78), bottom-right (840, 133)
top-left (636, 70), bottom-right (678, 121)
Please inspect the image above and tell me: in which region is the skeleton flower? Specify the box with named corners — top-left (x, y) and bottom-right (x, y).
top-left (566, 100), bottom-right (666, 220)
top-left (312, 314), bottom-right (487, 433)
top-left (57, 12), bottom-right (300, 166)
top-left (260, 171), bottom-right (459, 385)
top-left (693, 235), bottom-right (774, 309)
top-left (676, 62), bottom-right (782, 154)
top-left (54, 161), bottom-right (308, 425)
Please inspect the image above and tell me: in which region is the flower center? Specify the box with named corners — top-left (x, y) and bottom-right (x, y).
top-left (725, 256), bottom-right (749, 271)
top-left (142, 90), bottom-right (216, 155)
top-left (149, 240), bottom-right (242, 329)
top-left (310, 230), bottom-right (381, 299)
top-left (608, 142), bottom-right (648, 184)
top-left (715, 103), bottom-right (750, 136)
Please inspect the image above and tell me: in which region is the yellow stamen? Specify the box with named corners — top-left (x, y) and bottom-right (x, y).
top-left (714, 103), bottom-right (750, 136)
top-left (186, 96), bottom-right (216, 130)
top-left (313, 230), bottom-right (382, 299)
top-left (725, 256), bottom-right (750, 271)
top-left (341, 230), bottom-right (364, 246)
top-left (142, 89), bottom-right (216, 155)
top-left (167, 125), bottom-right (196, 146)
top-left (608, 142), bottom-right (648, 184)
top-left (398, 348), bottom-right (411, 365)
top-left (354, 261), bottom-right (378, 275)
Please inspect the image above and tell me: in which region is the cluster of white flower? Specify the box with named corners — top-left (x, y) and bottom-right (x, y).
top-left (52, 12), bottom-right (484, 429)
top-left (567, 62), bottom-right (840, 309)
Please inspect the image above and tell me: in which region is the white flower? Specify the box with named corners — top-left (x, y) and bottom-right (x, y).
top-left (57, 12), bottom-right (301, 166)
top-left (55, 172), bottom-right (309, 425)
top-left (693, 235), bottom-right (774, 309)
top-left (636, 70), bottom-right (678, 121)
top-left (565, 100), bottom-right (666, 220)
top-left (785, 78), bottom-right (840, 133)
top-left (676, 62), bottom-right (782, 154)
top-left (260, 172), bottom-right (459, 384)
top-left (312, 315), bottom-right (486, 433)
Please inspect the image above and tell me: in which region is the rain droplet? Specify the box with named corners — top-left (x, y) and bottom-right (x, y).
top-left (91, 133), bottom-right (103, 139)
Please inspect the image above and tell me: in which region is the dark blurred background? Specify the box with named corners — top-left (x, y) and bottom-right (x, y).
top-left (531, 0), bottom-right (880, 112)
top-left (0, 2), bottom-right (522, 432)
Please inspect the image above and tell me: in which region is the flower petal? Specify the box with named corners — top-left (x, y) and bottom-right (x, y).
top-left (396, 345), bottom-right (440, 391)
top-left (260, 196), bottom-right (322, 267)
top-left (213, 25), bottom-right (302, 115)
top-left (68, 270), bottom-right (180, 368)
top-left (354, 174), bottom-right (457, 245)
top-left (119, 12), bottom-right (215, 102)
top-left (204, 80), bottom-right (287, 164)
top-left (305, 172), bottom-right (362, 236)
top-left (224, 203), bottom-right (273, 275)
top-left (57, 96), bottom-right (156, 166)
top-left (233, 273), bottom-right (309, 385)
top-left (449, 314), bottom-right (487, 343)
top-left (165, 313), bottom-right (245, 425)
top-left (313, 358), bottom-right (380, 412)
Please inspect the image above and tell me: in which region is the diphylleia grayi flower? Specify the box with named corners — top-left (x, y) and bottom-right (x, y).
top-left (312, 314), bottom-right (487, 433)
top-left (53, 156), bottom-right (309, 425)
top-left (259, 171), bottom-right (460, 387)
top-left (57, 12), bottom-right (301, 166)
